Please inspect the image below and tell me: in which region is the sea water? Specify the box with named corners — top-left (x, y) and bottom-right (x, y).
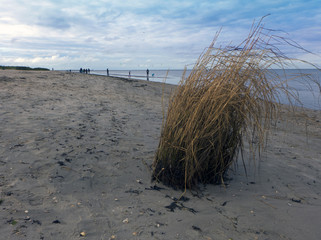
top-left (90, 69), bottom-right (189, 85)
top-left (90, 69), bottom-right (320, 110)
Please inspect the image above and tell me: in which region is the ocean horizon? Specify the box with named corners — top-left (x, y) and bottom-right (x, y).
top-left (72, 69), bottom-right (320, 110)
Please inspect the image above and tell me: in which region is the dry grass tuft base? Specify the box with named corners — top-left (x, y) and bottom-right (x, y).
top-left (152, 19), bottom-right (320, 190)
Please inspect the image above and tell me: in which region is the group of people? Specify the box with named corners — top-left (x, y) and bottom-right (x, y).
top-left (78, 68), bottom-right (152, 79)
top-left (80, 68), bottom-right (90, 74)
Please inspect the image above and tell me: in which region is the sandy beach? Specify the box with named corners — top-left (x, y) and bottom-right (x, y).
top-left (1, 70), bottom-right (321, 240)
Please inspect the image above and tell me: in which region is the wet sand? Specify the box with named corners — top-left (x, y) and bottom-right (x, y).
top-left (1, 70), bottom-right (321, 240)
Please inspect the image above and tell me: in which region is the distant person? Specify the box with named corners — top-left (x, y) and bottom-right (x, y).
top-left (80, 68), bottom-right (83, 73)
top-left (129, 71), bottom-right (131, 78)
top-left (107, 68), bottom-right (109, 76)
top-left (88, 68), bottom-right (90, 74)
top-left (85, 69), bottom-right (88, 74)
top-left (146, 69), bottom-right (149, 81)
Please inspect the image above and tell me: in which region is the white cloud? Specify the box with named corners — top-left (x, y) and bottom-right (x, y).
top-left (0, 0), bottom-right (320, 69)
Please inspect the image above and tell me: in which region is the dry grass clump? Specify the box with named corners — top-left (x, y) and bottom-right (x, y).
top-left (152, 20), bottom-right (318, 190)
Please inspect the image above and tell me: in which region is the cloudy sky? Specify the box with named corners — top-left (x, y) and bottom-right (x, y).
top-left (1, 0), bottom-right (320, 70)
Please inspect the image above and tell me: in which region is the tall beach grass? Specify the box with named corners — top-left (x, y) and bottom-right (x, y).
top-left (152, 19), bottom-right (320, 190)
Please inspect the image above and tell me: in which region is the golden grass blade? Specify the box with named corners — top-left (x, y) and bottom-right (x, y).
top-left (152, 19), bottom-right (320, 190)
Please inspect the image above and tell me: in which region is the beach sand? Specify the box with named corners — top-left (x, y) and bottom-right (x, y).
top-left (1, 70), bottom-right (320, 240)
